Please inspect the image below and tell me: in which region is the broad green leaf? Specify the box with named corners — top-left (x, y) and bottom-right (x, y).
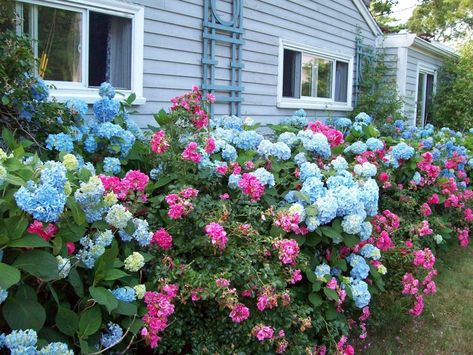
top-left (89, 287), bottom-right (119, 313)
top-left (66, 197), bottom-right (86, 226)
top-left (9, 234), bottom-right (51, 248)
top-left (13, 250), bottom-right (59, 281)
top-left (323, 287), bottom-right (339, 301)
top-left (104, 269), bottom-right (129, 281)
top-left (113, 300), bottom-right (137, 316)
top-left (3, 297), bottom-right (46, 330)
top-left (79, 306), bottom-right (102, 337)
top-left (0, 263), bottom-right (21, 289)
top-left (308, 293), bottom-right (323, 307)
top-left (68, 268), bottom-right (84, 297)
top-left (56, 306), bottom-right (79, 336)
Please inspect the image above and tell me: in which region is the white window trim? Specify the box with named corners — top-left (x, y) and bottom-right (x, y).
top-left (277, 39), bottom-right (354, 111)
top-left (413, 62), bottom-right (438, 127)
top-left (17, 0), bottom-right (145, 105)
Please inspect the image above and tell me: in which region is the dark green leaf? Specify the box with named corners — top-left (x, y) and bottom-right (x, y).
top-left (8, 234), bottom-right (51, 248)
top-left (79, 306), bottom-right (102, 337)
top-left (89, 287), bottom-right (119, 313)
top-left (308, 293), bottom-right (323, 307)
top-left (0, 263), bottom-right (21, 289)
top-left (13, 250), bottom-right (59, 281)
top-left (3, 297), bottom-right (46, 330)
top-left (56, 306), bottom-right (79, 336)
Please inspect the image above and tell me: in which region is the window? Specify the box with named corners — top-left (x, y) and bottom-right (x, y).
top-left (278, 40), bottom-right (353, 110)
top-left (415, 64), bottom-right (437, 127)
top-left (16, 0), bottom-right (145, 104)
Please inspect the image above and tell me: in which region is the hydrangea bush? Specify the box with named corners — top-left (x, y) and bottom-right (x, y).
top-left (0, 84), bottom-right (472, 354)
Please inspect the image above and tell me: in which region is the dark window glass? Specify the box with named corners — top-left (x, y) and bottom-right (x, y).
top-left (283, 49), bottom-right (301, 98)
top-left (335, 61), bottom-right (349, 102)
top-left (89, 12), bottom-right (132, 89)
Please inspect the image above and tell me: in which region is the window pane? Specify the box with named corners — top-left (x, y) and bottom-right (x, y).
top-left (335, 61), bottom-right (349, 103)
top-left (301, 54), bottom-right (315, 97)
top-left (89, 12), bottom-right (132, 89)
top-left (283, 49), bottom-right (301, 98)
top-left (37, 5), bottom-right (82, 82)
top-left (317, 59), bottom-right (332, 99)
top-left (416, 73), bottom-right (426, 127)
top-left (301, 55), bottom-right (333, 98)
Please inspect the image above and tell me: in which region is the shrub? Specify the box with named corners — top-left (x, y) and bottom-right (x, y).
top-left (0, 83), bottom-right (472, 354)
top-left (432, 40), bottom-right (473, 131)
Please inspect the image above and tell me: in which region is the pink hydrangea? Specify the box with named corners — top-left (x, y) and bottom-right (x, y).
top-left (458, 228), bottom-right (470, 247)
top-left (168, 204), bottom-right (186, 219)
top-left (229, 303), bottom-right (250, 323)
top-left (274, 212), bottom-right (308, 235)
top-left (122, 170), bottom-right (149, 192)
top-left (66, 242), bottom-right (76, 255)
top-left (238, 173), bottom-right (265, 202)
top-left (204, 222), bottom-right (228, 250)
top-left (216, 165), bottom-right (228, 175)
top-left (307, 121), bottom-right (344, 147)
top-left (376, 231), bottom-right (394, 251)
top-left (204, 137), bottom-right (216, 153)
top-left (27, 220), bottom-right (58, 241)
top-left (216, 278), bottom-right (230, 288)
top-left (401, 273), bottom-right (419, 295)
top-left (150, 130), bottom-right (169, 154)
top-left (181, 142), bottom-right (202, 163)
top-left (273, 239), bottom-right (300, 265)
top-left (219, 193), bottom-right (230, 200)
top-left (428, 193), bottom-right (440, 205)
top-left (418, 220), bottom-right (433, 236)
top-left (413, 248), bottom-right (436, 269)
top-left (409, 294), bottom-right (424, 317)
top-left (151, 228), bottom-right (173, 250)
top-left (290, 269), bottom-right (303, 284)
top-left (252, 325), bottom-right (274, 342)
top-left (326, 278), bottom-right (338, 290)
top-left (420, 203), bottom-right (432, 217)
top-left (464, 208), bottom-right (473, 222)
top-left (423, 281), bottom-right (437, 295)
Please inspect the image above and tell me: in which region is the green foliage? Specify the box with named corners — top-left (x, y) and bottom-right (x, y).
top-left (432, 40), bottom-right (473, 130)
top-left (353, 43), bottom-right (404, 121)
top-left (369, 0), bottom-right (406, 33)
top-left (407, 0), bottom-right (473, 41)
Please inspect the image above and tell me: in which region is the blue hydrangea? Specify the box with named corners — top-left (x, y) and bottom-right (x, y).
top-left (331, 117), bottom-right (352, 130)
top-left (306, 216), bottom-right (319, 232)
top-left (222, 144), bottom-right (237, 161)
top-left (360, 244), bottom-right (381, 260)
top-left (294, 152), bottom-right (307, 166)
top-left (4, 329), bottom-right (37, 353)
top-left (84, 136), bottom-right (98, 153)
top-left (355, 112), bottom-right (373, 124)
top-left (300, 177), bottom-right (326, 203)
top-left (354, 162), bottom-right (377, 178)
top-left (103, 157), bottom-right (121, 174)
top-left (281, 109), bottom-right (308, 127)
top-left (112, 287), bottom-right (136, 303)
top-left (257, 140), bottom-right (274, 158)
top-left (342, 214), bottom-right (365, 235)
top-left (411, 171), bottom-right (422, 185)
top-left (66, 98), bottom-right (88, 117)
top-left (272, 142), bottom-right (291, 160)
top-left (394, 120), bottom-right (405, 131)
top-left (326, 171), bottom-right (356, 189)
top-left (74, 176), bottom-right (107, 223)
top-left (314, 263), bottom-right (331, 280)
top-left (99, 82), bottom-right (116, 99)
top-left (358, 179), bottom-right (379, 216)
top-left (125, 117), bottom-right (145, 141)
top-left (250, 168), bottom-right (275, 187)
top-left (359, 221), bottom-right (373, 241)
top-left (233, 130), bottom-right (264, 150)
top-left (0, 287), bottom-right (7, 304)
top-left (93, 97), bottom-right (120, 123)
top-left (45, 133), bottom-right (74, 153)
top-left (212, 128), bottom-right (235, 144)
top-left (332, 186), bottom-right (360, 216)
top-left (344, 141), bottom-right (367, 155)
top-left (347, 254), bottom-right (370, 280)
top-left (366, 137), bottom-right (384, 151)
top-left (100, 322), bottom-right (123, 348)
top-left (150, 164), bottom-right (164, 180)
top-left (421, 138), bottom-right (434, 149)
top-left (300, 162), bottom-right (321, 182)
top-left (130, 218), bottom-right (153, 247)
top-left (278, 132), bottom-right (298, 147)
top-left (349, 279), bottom-right (371, 308)
top-left (210, 115), bottom-right (242, 130)
top-left (96, 122), bottom-right (136, 157)
top-left (31, 77), bottom-right (49, 101)
top-left (315, 192), bottom-right (338, 225)
top-left (38, 342), bottom-right (74, 354)
top-left (331, 156), bottom-right (348, 171)
top-left (297, 131), bottom-right (331, 158)
top-left (228, 174), bottom-right (241, 189)
top-left (14, 163), bottom-right (67, 222)
top-left (19, 103), bottom-right (33, 121)
top-left (77, 231), bottom-right (114, 269)
top-left (391, 142), bottom-right (415, 161)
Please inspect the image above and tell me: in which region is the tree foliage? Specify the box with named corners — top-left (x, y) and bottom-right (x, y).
top-left (369, 0), bottom-right (405, 33)
top-left (432, 40), bottom-right (473, 130)
top-left (407, 0), bottom-right (473, 41)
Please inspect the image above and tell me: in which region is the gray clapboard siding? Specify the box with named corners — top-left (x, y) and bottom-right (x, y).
top-left (130, 0), bottom-right (378, 125)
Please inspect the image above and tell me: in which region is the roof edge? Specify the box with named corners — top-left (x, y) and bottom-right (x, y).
top-left (352, 0), bottom-right (383, 37)
top-left (378, 33), bottom-right (457, 58)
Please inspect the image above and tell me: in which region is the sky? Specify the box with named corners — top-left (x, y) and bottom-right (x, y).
top-left (391, 0), bottom-right (420, 25)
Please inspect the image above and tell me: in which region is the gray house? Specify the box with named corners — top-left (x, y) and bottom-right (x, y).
top-left (14, 0), bottom-right (455, 127)
top-left (379, 33), bottom-right (457, 127)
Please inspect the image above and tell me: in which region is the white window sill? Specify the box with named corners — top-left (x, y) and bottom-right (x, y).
top-left (277, 99), bottom-right (353, 111)
top-left (49, 88), bottom-right (147, 105)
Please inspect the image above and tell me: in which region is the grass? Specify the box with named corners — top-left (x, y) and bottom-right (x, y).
top-left (361, 245), bottom-right (473, 355)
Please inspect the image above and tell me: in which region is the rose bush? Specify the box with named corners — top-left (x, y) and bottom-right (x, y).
top-left (0, 83), bottom-right (472, 354)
